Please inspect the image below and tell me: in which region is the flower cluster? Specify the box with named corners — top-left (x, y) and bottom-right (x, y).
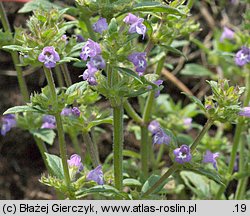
top-left (80, 39), bottom-right (105, 85)
top-left (148, 120), bottom-right (171, 145)
top-left (92, 18), bottom-right (108, 34)
top-left (128, 52), bottom-right (147, 76)
top-left (1, 114), bottom-right (16, 136)
top-left (61, 107), bottom-right (81, 117)
top-left (67, 154), bottom-right (104, 184)
top-left (235, 46), bottom-right (250, 66)
top-left (123, 13), bottom-right (147, 39)
top-left (38, 46), bottom-right (60, 69)
top-left (173, 145), bottom-right (219, 170)
top-left (41, 115), bottom-right (56, 129)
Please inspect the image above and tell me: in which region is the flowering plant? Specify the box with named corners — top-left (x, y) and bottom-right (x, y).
top-left (0, 0), bottom-right (250, 200)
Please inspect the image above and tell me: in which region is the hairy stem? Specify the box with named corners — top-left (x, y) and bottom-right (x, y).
top-left (82, 132), bottom-right (100, 168)
top-left (82, 16), bottom-right (96, 41)
top-left (60, 64), bottom-right (72, 87)
top-left (34, 137), bottom-right (50, 173)
top-left (140, 57), bottom-right (165, 178)
top-left (0, 3), bottom-right (29, 102)
top-left (43, 67), bottom-right (74, 199)
top-left (123, 100), bottom-right (143, 124)
top-left (216, 72), bottom-right (250, 199)
top-left (69, 131), bottom-right (82, 158)
top-left (113, 106), bottom-right (124, 191)
top-left (190, 119), bottom-right (214, 151)
top-left (54, 66), bottom-right (64, 87)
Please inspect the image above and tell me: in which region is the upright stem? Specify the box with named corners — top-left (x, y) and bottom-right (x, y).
top-left (34, 137), bottom-right (50, 173)
top-left (113, 106), bottom-right (124, 191)
top-left (142, 164), bottom-right (179, 197)
top-left (235, 137), bottom-right (247, 200)
top-left (0, 3), bottom-right (29, 102)
top-left (141, 125), bottom-right (149, 179)
top-left (60, 64), bottom-right (72, 87)
top-left (216, 72), bottom-right (250, 199)
top-left (140, 57), bottom-right (165, 178)
top-left (82, 16), bottom-right (96, 41)
top-left (190, 119), bottom-right (213, 151)
top-left (123, 100), bottom-right (143, 124)
top-left (43, 67), bottom-right (73, 198)
top-left (54, 66), bottom-right (64, 87)
top-left (82, 131), bottom-right (100, 168)
top-left (69, 131), bottom-right (82, 158)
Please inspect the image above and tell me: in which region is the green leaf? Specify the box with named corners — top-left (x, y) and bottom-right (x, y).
top-left (182, 93), bottom-right (205, 111)
top-left (76, 185), bottom-right (129, 199)
top-left (18, 0), bottom-right (62, 13)
top-left (45, 153), bottom-right (64, 180)
top-left (142, 174), bottom-right (169, 194)
top-left (187, 168), bottom-right (225, 186)
top-left (3, 105), bottom-right (37, 115)
top-left (2, 45), bottom-right (34, 52)
top-left (59, 57), bottom-right (80, 64)
top-left (115, 67), bottom-right (143, 84)
top-left (180, 64), bottom-right (214, 77)
top-left (85, 117), bottom-right (113, 131)
top-left (143, 20), bottom-right (153, 37)
top-left (132, 2), bottom-right (185, 16)
top-left (123, 178), bottom-right (142, 187)
top-left (160, 44), bottom-right (187, 59)
top-left (30, 129), bottom-right (56, 145)
top-left (66, 81), bottom-right (88, 95)
top-left (70, 42), bottom-right (86, 54)
top-left (0, 29), bottom-right (13, 48)
top-left (180, 170), bottom-right (221, 199)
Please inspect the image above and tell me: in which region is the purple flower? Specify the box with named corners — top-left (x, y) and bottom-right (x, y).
top-left (235, 47), bottom-right (250, 66)
top-left (183, 117), bottom-right (192, 129)
top-left (41, 115), bottom-right (56, 129)
top-left (123, 13), bottom-right (139, 24)
top-left (154, 80), bottom-right (163, 98)
top-left (89, 55), bottom-right (106, 70)
top-left (61, 108), bottom-right (72, 116)
top-left (67, 154), bottom-right (84, 173)
top-left (1, 114), bottom-right (16, 136)
top-left (87, 165), bottom-right (104, 185)
top-left (239, 107), bottom-right (250, 117)
top-left (148, 120), bottom-right (161, 135)
top-left (203, 150), bottom-right (219, 170)
top-left (61, 34), bottom-right (68, 42)
top-left (38, 46), bottom-right (60, 69)
top-left (61, 107), bottom-right (81, 117)
top-left (81, 61), bottom-right (98, 86)
top-left (220, 27), bottom-right (234, 42)
top-left (93, 17), bottom-right (108, 34)
top-left (128, 52), bottom-right (147, 76)
top-left (123, 13), bottom-right (147, 39)
top-left (72, 107), bottom-right (81, 117)
top-left (76, 34), bottom-right (85, 42)
top-left (80, 39), bottom-right (101, 61)
top-left (153, 129), bottom-right (171, 145)
top-left (173, 145), bottom-right (192, 164)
